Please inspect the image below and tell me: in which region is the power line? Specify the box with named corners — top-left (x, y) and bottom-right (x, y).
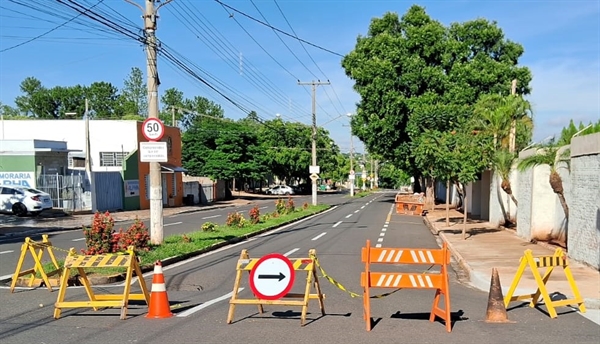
top-left (0, 0), bottom-right (105, 53)
top-left (214, 0), bottom-right (344, 58)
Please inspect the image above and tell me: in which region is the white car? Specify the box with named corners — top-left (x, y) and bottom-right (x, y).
top-left (265, 185), bottom-right (295, 195)
top-left (0, 186), bottom-right (53, 216)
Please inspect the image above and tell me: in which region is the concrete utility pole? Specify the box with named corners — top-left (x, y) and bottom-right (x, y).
top-left (509, 79), bottom-right (517, 153)
top-left (298, 80), bottom-right (330, 206)
top-left (349, 133), bottom-right (355, 196)
top-left (126, 0), bottom-right (171, 244)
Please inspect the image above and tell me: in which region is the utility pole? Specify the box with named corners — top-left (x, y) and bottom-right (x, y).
top-left (509, 79), bottom-right (517, 153)
top-left (298, 80), bottom-right (330, 206)
top-left (126, 0), bottom-right (171, 244)
top-left (349, 134), bottom-right (355, 196)
top-left (370, 156), bottom-right (374, 189)
top-left (362, 151), bottom-right (367, 191)
top-left (171, 106), bottom-right (176, 126)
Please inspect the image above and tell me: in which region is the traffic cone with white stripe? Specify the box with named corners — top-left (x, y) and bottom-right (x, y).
top-left (146, 260), bottom-right (173, 319)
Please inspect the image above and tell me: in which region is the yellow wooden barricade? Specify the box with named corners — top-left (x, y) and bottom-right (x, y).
top-left (504, 248), bottom-right (586, 318)
top-left (10, 235), bottom-right (62, 292)
top-left (227, 249), bottom-right (325, 326)
top-left (53, 246), bottom-right (150, 320)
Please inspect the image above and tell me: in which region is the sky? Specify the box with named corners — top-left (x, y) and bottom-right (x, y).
top-left (0, 0), bottom-right (599, 154)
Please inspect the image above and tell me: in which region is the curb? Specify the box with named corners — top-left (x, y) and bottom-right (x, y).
top-left (0, 202), bottom-right (247, 239)
top-left (3, 206), bottom-right (335, 287)
top-left (422, 215), bottom-right (600, 309)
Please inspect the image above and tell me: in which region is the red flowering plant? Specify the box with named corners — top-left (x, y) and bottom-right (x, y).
top-left (82, 211), bottom-right (115, 255)
top-left (286, 197), bottom-right (295, 214)
top-left (248, 205), bottom-right (261, 224)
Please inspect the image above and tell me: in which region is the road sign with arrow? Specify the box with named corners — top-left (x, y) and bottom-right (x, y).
top-left (249, 253), bottom-right (295, 300)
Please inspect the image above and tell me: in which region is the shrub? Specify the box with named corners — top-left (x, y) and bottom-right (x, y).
top-left (201, 222), bottom-right (217, 232)
top-left (115, 218), bottom-right (150, 252)
top-left (275, 198), bottom-right (286, 214)
top-left (249, 205), bottom-right (261, 224)
top-left (286, 197), bottom-right (295, 213)
top-left (226, 212), bottom-right (246, 228)
top-left (302, 202), bottom-right (309, 210)
top-left (82, 211), bottom-right (115, 255)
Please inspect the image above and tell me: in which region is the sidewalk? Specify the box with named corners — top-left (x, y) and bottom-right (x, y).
top-left (0, 198), bottom-right (253, 237)
top-left (423, 207), bottom-right (600, 309)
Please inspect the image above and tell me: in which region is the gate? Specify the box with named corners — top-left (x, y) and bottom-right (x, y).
top-left (92, 172), bottom-right (124, 212)
top-left (36, 173), bottom-right (89, 211)
top-left (200, 183), bottom-right (214, 204)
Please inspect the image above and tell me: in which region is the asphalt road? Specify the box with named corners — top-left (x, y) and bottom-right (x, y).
top-left (0, 193), bottom-right (342, 280)
top-left (0, 192), bottom-right (598, 344)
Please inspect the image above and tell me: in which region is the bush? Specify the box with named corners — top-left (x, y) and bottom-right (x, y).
top-left (249, 205), bottom-right (261, 224)
top-left (302, 202), bottom-right (309, 210)
top-left (286, 197), bottom-right (295, 213)
top-left (275, 198), bottom-right (286, 214)
top-left (114, 218), bottom-right (150, 252)
top-left (226, 212), bottom-right (247, 228)
top-left (82, 211), bottom-right (115, 255)
top-left (201, 222), bottom-right (217, 232)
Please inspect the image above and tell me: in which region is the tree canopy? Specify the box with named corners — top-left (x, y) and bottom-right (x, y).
top-left (342, 6), bottom-right (532, 177)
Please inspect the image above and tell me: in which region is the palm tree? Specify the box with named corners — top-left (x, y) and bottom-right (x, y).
top-left (517, 140), bottom-right (570, 218)
top-left (493, 149), bottom-right (518, 206)
top-left (473, 94), bottom-right (511, 149)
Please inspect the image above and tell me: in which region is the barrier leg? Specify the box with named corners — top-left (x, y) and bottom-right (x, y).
top-left (313, 271), bottom-right (325, 316)
top-left (54, 267), bottom-right (71, 319)
top-left (10, 243), bottom-right (28, 293)
top-left (504, 258), bottom-right (528, 308)
top-left (530, 265), bottom-right (555, 308)
top-left (563, 265), bottom-right (586, 313)
top-left (300, 270), bottom-right (313, 327)
top-left (527, 259), bottom-right (557, 318)
top-left (30, 245), bottom-right (53, 291)
top-left (363, 241), bottom-right (372, 331)
top-left (78, 267), bottom-right (99, 312)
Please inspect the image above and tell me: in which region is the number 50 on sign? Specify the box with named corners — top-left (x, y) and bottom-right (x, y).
top-left (142, 118), bottom-right (165, 141)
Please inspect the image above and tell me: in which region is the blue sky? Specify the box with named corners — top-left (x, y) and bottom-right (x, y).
top-left (0, 0), bottom-right (599, 154)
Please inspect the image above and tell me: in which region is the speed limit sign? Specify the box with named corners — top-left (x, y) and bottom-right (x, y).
top-left (142, 118), bottom-right (165, 141)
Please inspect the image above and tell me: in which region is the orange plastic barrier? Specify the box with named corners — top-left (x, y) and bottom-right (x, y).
top-left (395, 194), bottom-right (424, 215)
top-left (361, 240), bottom-right (452, 332)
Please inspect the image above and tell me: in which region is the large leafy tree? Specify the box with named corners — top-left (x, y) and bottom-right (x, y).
top-left (85, 82), bottom-right (121, 118)
top-left (341, 6), bottom-right (532, 177)
top-left (120, 67), bottom-right (147, 117)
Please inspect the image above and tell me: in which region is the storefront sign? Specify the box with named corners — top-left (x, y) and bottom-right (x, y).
top-left (0, 172), bottom-right (36, 188)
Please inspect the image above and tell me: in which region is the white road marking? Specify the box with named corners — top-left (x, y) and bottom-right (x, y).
top-left (0, 273), bottom-right (13, 280)
top-left (311, 232), bottom-right (327, 241)
top-left (259, 206), bottom-right (268, 209)
top-left (332, 221), bottom-right (342, 228)
top-left (283, 248), bottom-right (299, 257)
top-left (354, 210), bottom-right (360, 213)
top-left (379, 232), bottom-right (385, 237)
top-left (377, 238), bottom-right (384, 242)
top-left (381, 228), bottom-right (386, 232)
top-left (202, 215), bottom-right (221, 219)
top-left (164, 221), bottom-right (183, 227)
top-left (0, 250), bottom-right (14, 254)
top-left (361, 206), bottom-right (365, 209)
top-left (375, 244), bottom-right (382, 248)
top-left (345, 214), bottom-right (352, 218)
top-left (71, 238), bottom-right (86, 242)
top-left (383, 224), bottom-right (388, 227)
top-left (176, 288), bottom-right (243, 317)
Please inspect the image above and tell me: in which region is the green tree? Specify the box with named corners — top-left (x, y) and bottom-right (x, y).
top-left (558, 119), bottom-right (600, 145)
top-left (180, 96), bottom-right (225, 130)
top-left (14, 77), bottom-right (55, 118)
top-left (120, 67), bottom-right (147, 117)
top-left (85, 82), bottom-right (120, 118)
top-left (0, 102), bottom-right (23, 118)
top-left (159, 87), bottom-right (185, 125)
top-left (341, 6), bottom-right (532, 178)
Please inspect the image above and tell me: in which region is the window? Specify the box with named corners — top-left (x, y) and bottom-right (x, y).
top-left (68, 157), bottom-right (86, 169)
top-left (1, 187), bottom-right (14, 195)
top-left (145, 174), bottom-right (150, 200)
top-left (171, 174), bottom-right (177, 197)
top-left (99, 152), bottom-right (129, 167)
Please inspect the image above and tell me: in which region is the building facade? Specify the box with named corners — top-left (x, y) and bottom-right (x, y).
top-left (0, 120), bottom-right (185, 211)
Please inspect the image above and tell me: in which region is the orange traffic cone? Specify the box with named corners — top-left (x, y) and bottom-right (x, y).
top-left (146, 261), bottom-right (173, 319)
top-left (484, 268), bottom-right (514, 323)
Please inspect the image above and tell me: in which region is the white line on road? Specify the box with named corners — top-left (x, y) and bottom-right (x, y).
top-left (383, 224), bottom-right (388, 227)
top-left (311, 232), bottom-right (327, 241)
top-left (0, 250), bottom-right (14, 254)
top-left (176, 288), bottom-right (244, 317)
top-left (202, 215), bottom-right (221, 219)
top-left (381, 228), bottom-right (386, 232)
top-left (379, 232), bottom-right (385, 237)
top-left (375, 244), bottom-right (382, 248)
top-left (0, 273), bottom-right (13, 280)
top-left (377, 238), bottom-right (383, 243)
top-left (361, 206), bottom-right (365, 209)
top-left (354, 210), bottom-right (360, 213)
top-left (345, 214), bottom-right (353, 218)
top-left (259, 206), bottom-right (268, 209)
top-left (71, 238), bottom-right (86, 242)
top-left (164, 221), bottom-right (183, 227)
top-left (332, 221), bottom-right (342, 228)
top-left (283, 248), bottom-right (299, 257)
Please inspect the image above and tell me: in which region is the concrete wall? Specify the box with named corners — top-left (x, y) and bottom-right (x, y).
top-left (568, 133), bottom-right (600, 269)
top-left (489, 168), bottom-right (519, 227)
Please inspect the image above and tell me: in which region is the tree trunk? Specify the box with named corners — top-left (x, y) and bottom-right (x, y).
top-left (425, 177), bottom-right (435, 210)
top-left (462, 194), bottom-right (468, 240)
top-left (549, 171), bottom-right (569, 218)
top-left (556, 192), bottom-right (569, 219)
top-left (445, 180), bottom-right (450, 227)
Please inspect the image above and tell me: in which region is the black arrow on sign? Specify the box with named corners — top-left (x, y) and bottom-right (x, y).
top-left (258, 272), bottom-right (286, 281)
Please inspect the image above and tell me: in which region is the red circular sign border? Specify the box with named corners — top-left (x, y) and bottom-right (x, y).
top-left (249, 253), bottom-right (295, 301)
top-left (142, 118), bottom-right (165, 142)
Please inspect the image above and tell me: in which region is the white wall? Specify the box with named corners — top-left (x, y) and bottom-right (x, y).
top-left (1, 120), bottom-right (138, 172)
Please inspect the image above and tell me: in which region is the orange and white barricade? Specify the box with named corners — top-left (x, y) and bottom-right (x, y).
top-left (361, 240), bottom-right (452, 332)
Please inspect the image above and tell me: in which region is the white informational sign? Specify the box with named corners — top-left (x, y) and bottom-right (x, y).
top-left (309, 165), bottom-right (320, 174)
top-left (142, 118), bottom-right (165, 141)
top-left (0, 172), bottom-right (36, 188)
top-left (249, 253), bottom-right (295, 300)
top-left (124, 180), bottom-right (140, 197)
top-left (349, 174), bottom-right (355, 180)
top-left (140, 142), bottom-right (168, 162)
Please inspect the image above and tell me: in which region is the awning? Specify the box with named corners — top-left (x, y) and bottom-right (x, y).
top-left (160, 163), bottom-right (187, 173)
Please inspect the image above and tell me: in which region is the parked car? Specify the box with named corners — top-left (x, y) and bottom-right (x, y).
top-left (0, 186), bottom-right (53, 216)
top-left (292, 183), bottom-right (311, 195)
top-left (265, 185), bottom-right (295, 195)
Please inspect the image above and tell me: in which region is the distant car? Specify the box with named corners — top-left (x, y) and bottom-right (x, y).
top-left (265, 185), bottom-right (295, 195)
top-left (292, 183), bottom-right (311, 195)
top-left (0, 186), bottom-right (53, 216)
